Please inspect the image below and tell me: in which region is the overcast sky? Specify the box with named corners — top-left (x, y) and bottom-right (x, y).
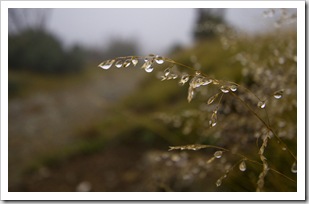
top-left (43, 8), bottom-right (284, 54)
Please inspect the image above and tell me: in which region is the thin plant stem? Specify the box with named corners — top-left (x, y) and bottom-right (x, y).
top-left (230, 92), bottom-right (296, 161)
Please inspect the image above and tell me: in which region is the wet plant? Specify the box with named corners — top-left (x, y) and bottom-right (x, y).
top-left (97, 9), bottom-right (296, 192)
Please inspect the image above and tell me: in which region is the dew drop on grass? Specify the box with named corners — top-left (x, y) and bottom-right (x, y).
top-left (214, 151), bottom-right (223, 158)
top-left (209, 111), bottom-right (217, 127)
top-left (115, 60), bottom-right (123, 68)
top-left (229, 84), bottom-right (238, 92)
top-left (258, 101), bottom-right (266, 109)
top-left (164, 68), bottom-right (170, 77)
top-left (99, 60), bottom-right (115, 70)
top-left (141, 61), bottom-right (153, 72)
top-left (131, 57), bottom-right (138, 66)
top-left (291, 161), bottom-right (297, 173)
top-left (155, 55), bottom-right (164, 64)
top-left (220, 86), bottom-right (229, 93)
top-left (216, 179), bottom-right (222, 187)
top-left (179, 74), bottom-right (190, 85)
top-left (239, 161), bottom-right (247, 172)
top-left (171, 74), bottom-right (178, 79)
top-left (145, 66), bottom-right (154, 73)
top-left (202, 78), bottom-right (213, 86)
top-left (273, 90), bottom-right (283, 99)
top-left (123, 59), bottom-right (131, 67)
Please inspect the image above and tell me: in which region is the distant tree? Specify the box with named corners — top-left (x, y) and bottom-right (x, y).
top-left (9, 29), bottom-right (64, 72)
top-left (193, 8), bottom-right (226, 41)
top-left (8, 8), bottom-right (86, 74)
top-left (9, 28), bottom-right (86, 74)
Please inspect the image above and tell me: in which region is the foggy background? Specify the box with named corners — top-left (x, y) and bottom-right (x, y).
top-left (9, 8), bottom-right (276, 54)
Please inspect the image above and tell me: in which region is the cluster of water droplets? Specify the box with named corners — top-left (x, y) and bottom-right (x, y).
top-left (169, 144), bottom-right (208, 151)
top-left (141, 54), bottom-right (165, 73)
top-left (190, 72), bottom-right (213, 88)
top-left (220, 84), bottom-right (238, 94)
top-left (160, 67), bottom-right (178, 81)
top-left (215, 169), bottom-right (229, 187)
top-left (98, 56), bottom-right (139, 70)
top-left (257, 89), bottom-right (283, 109)
top-left (186, 71), bottom-right (214, 103)
top-left (98, 54), bottom-right (165, 73)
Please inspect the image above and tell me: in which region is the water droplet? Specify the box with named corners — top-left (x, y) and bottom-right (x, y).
top-left (179, 74), bottom-right (190, 85)
top-left (141, 61), bottom-right (154, 72)
top-left (291, 161), bottom-right (297, 173)
top-left (216, 179), bottom-right (222, 187)
top-left (207, 93), bottom-right (219, 105)
top-left (229, 84), bottom-right (238, 92)
top-left (98, 60), bottom-right (115, 70)
top-left (209, 110), bottom-right (217, 127)
top-left (145, 66), bottom-right (154, 73)
top-left (131, 57), bottom-right (138, 66)
top-left (123, 59), bottom-right (131, 67)
top-left (202, 78), bottom-right (213, 86)
top-left (191, 76), bottom-right (204, 88)
top-left (115, 60), bottom-right (123, 68)
top-left (258, 101), bottom-right (266, 109)
top-left (155, 55), bottom-right (164, 64)
top-left (164, 68), bottom-right (170, 77)
top-left (239, 161), bottom-right (247, 172)
top-left (214, 151), bottom-right (223, 158)
top-left (170, 74), bottom-right (178, 79)
top-left (282, 146), bottom-right (287, 151)
top-left (220, 86), bottom-right (229, 93)
top-left (273, 90), bottom-right (283, 99)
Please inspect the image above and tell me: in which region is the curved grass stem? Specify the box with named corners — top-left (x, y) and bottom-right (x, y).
top-left (230, 92), bottom-right (296, 161)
